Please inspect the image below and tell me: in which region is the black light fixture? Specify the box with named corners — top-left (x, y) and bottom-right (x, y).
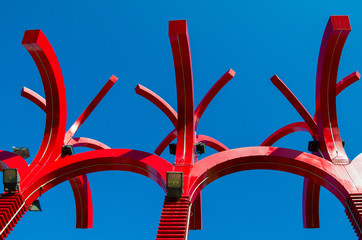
top-left (29, 199), bottom-right (42, 211)
top-left (308, 140), bottom-right (320, 152)
top-left (12, 147), bottom-right (30, 159)
top-left (169, 143), bottom-right (176, 155)
top-left (3, 169), bottom-right (20, 193)
top-left (166, 172), bottom-right (183, 199)
top-left (61, 145), bottom-right (74, 157)
top-left (196, 142), bottom-right (206, 155)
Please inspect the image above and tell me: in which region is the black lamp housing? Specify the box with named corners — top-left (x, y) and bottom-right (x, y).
top-left (166, 172), bottom-right (183, 199)
top-left (3, 169), bottom-right (20, 193)
top-left (12, 147), bottom-right (30, 159)
top-left (29, 199), bottom-right (42, 211)
top-left (196, 142), bottom-right (206, 155)
top-left (169, 143), bottom-right (176, 155)
top-left (61, 145), bottom-right (74, 157)
top-left (308, 141), bottom-right (320, 152)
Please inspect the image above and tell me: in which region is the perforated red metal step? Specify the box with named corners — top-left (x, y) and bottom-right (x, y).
top-left (0, 194), bottom-right (27, 240)
top-left (346, 194), bottom-right (362, 239)
top-left (156, 196), bottom-right (190, 240)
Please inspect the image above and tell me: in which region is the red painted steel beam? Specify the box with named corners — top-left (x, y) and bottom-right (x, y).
top-left (194, 69), bottom-right (235, 129)
top-left (22, 30), bottom-right (67, 170)
top-left (187, 147), bottom-right (356, 203)
top-left (261, 122), bottom-right (312, 146)
top-left (68, 137), bottom-right (110, 228)
top-left (69, 175), bottom-right (93, 228)
top-left (64, 75), bottom-right (118, 144)
top-left (135, 84), bottom-right (178, 128)
top-left (0, 151), bottom-right (28, 178)
top-left (69, 137), bottom-right (111, 150)
top-left (196, 135), bottom-right (228, 152)
top-left (303, 178), bottom-right (320, 228)
top-left (21, 87), bottom-right (46, 112)
top-left (270, 75), bottom-right (317, 137)
top-left (315, 16), bottom-right (351, 163)
top-left (154, 129), bottom-right (177, 156)
top-left (336, 71), bottom-right (360, 95)
top-left (169, 20), bottom-right (196, 166)
top-left (20, 32), bottom-right (119, 230)
top-left (20, 84), bottom-right (108, 229)
top-left (21, 149), bottom-right (174, 204)
top-left (189, 192), bottom-right (202, 230)
top-left (301, 150), bottom-right (325, 229)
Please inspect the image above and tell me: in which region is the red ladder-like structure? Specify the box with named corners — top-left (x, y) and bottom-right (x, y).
top-left (0, 15), bottom-right (361, 240)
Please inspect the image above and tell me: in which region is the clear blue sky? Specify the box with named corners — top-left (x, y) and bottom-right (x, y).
top-left (0, 0), bottom-right (362, 239)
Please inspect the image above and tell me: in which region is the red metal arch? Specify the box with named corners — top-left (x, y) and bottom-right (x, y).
top-left (2, 15), bottom-right (362, 240)
top-left (21, 149), bottom-right (173, 205)
top-left (315, 16), bottom-right (350, 163)
top-left (187, 147), bottom-right (354, 204)
top-left (22, 30), bottom-right (67, 172)
top-left (19, 30), bottom-right (118, 230)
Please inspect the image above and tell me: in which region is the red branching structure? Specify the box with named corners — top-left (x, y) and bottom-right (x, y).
top-left (1, 15), bottom-right (362, 240)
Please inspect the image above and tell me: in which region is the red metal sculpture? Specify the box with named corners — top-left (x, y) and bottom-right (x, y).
top-left (0, 15), bottom-right (362, 240)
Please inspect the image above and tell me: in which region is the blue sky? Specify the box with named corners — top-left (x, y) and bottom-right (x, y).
top-left (1, 0), bottom-right (362, 239)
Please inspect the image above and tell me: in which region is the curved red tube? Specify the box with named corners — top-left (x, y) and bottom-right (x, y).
top-left (169, 20), bottom-right (196, 166)
top-left (188, 147), bottom-right (356, 205)
top-left (64, 75), bottom-right (118, 143)
top-left (69, 137), bottom-right (111, 150)
top-left (154, 129), bottom-right (177, 156)
top-left (135, 84), bottom-right (178, 128)
top-left (336, 71), bottom-right (360, 95)
top-left (21, 87), bottom-right (46, 112)
top-left (22, 30), bottom-right (67, 169)
top-left (21, 149), bottom-right (174, 205)
top-left (68, 138), bottom-right (110, 229)
top-left (195, 69), bottom-right (235, 129)
top-left (196, 135), bottom-right (228, 152)
top-left (0, 151), bottom-right (29, 178)
top-left (270, 75), bottom-right (317, 136)
top-left (302, 178), bottom-right (320, 228)
top-left (261, 122), bottom-right (312, 146)
top-left (315, 16), bottom-right (351, 163)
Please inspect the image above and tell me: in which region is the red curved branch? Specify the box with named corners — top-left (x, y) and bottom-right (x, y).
top-left (188, 147), bottom-right (355, 203)
top-left (69, 137), bottom-right (111, 150)
top-left (194, 69), bottom-right (235, 129)
top-left (19, 75), bottom-right (114, 229)
top-left (315, 16), bottom-right (351, 163)
top-left (22, 30), bottom-right (67, 169)
top-left (0, 151), bottom-right (29, 177)
top-left (135, 84), bottom-right (178, 128)
top-left (20, 80), bottom-right (113, 229)
top-left (313, 71), bottom-right (360, 121)
top-left (270, 75), bottom-right (317, 136)
top-left (21, 87), bottom-right (46, 112)
top-left (21, 149), bottom-right (174, 204)
top-left (68, 138), bottom-right (110, 229)
top-left (20, 85), bottom-right (104, 228)
top-left (261, 122), bottom-right (312, 146)
top-left (20, 87), bottom-right (100, 229)
top-left (169, 20), bottom-right (196, 166)
top-left (261, 122), bottom-right (321, 228)
top-left (154, 129), bottom-right (177, 156)
top-left (336, 71), bottom-right (360, 95)
top-left (196, 135), bottom-right (228, 152)
top-left (303, 178), bottom-right (320, 228)
top-left (64, 75), bottom-right (118, 144)
top-left (70, 175), bottom-right (93, 228)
